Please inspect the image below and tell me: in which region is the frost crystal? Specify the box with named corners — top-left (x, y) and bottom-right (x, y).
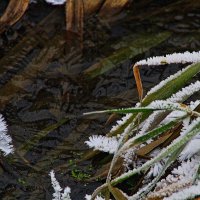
top-left (169, 81), bottom-right (200, 103)
top-left (164, 181), bottom-right (200, 200)
top-left (136, 51), bottom-right (200, 66)
top-left (31, 0), bottom-right (66, 5)
top-left (85, 195), bottom-right (107, 200)
top-left (148, 156), bottom-right (200, 199)
top-left (49, 170), bottom-right (71, 200)
top-left (150, 100), bottom-right (187, 111)
top-left (0, 114), bottom-right (13, 155)
top-left (138, 111), bottom-right (160, 135)
top-left (45, 0), bottom-right (66, 5)
top-left (85, 135), bottom-right (119, 154)
top-left (146, 63), bottom-right (197, 95)
top-left (110, 113), bottom-right (132, 132)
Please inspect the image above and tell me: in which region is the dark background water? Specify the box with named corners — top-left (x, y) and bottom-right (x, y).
top-left (0, 0), bottom-right (199, 199)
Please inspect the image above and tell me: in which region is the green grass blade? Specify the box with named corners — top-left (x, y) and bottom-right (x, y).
top-left (119, 120), bottom-right (179, 154)
top-left (142, 62), bottom-right (200, 106)
top-left (84, 107), bottom-right (155, 115)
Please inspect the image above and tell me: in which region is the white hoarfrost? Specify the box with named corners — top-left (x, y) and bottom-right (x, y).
top-left (148, 156), bottom-right (200, 199)
top-left (31, 0), bottom-right (66, 5)
top-left (136, 51), bottom-right (200, 66)
top-left (150, 100), bottom-right (189, 112)
top-left (0, 114), bottom-right (13, 155)
top-left (85, 195), bottom-right (108, 200)
top-left (49, 170), bottom-right (71, 200)
top-left (45, 0), bottom-right (66, 5)
top-left (85, 135), bottom-right (119, 154)
top-left (169, 81), bottom-right (200, 103)
top-left (164, 181), bottom-right (200, 200)
top-left (146, 63), bottom-right (197, 95)
top-left (110, 113), bottom-right (132, 132)
top-left (138, 111), bottom-right (161, 135)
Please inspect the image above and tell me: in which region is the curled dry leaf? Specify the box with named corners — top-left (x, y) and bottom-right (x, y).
top-left (133, 64), bottom-right (143, 102)
top-left (0, 0), bottom-right (29, 33)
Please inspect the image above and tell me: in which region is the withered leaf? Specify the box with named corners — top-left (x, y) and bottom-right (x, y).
top-left (0, 0), bottom-right (29, 33)
top-left (108, 185), bottom-right (128, 200)
top-left (133, 64), bottom-right (143, 102)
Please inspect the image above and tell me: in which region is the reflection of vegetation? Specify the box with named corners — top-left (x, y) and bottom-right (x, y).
top-left (83, 52), bottom-right (200, 199)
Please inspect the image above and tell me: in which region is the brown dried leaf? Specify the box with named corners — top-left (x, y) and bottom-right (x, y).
top-left (105, 113), bottom-right (120, 126)
top-left (108, 185), bottom-right (128, 200)
top-left (66, 0), bottom-right (84, 47)
top-left (133, 64), bottom-right (143, 102)
top-left (84, 0), bottom-right (105, 16)
top-left (136, 131), bottom-right (173, 156)
top-left (0, 0), bottom-right (29, 33)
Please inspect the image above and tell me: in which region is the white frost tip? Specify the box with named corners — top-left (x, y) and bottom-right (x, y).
top-left (45, 0), bottom-right (66, 5)
top-left (136, 51), bottom-right (200, 66)
top-left (49, 170), bottom-right (71, 200)
top-left (164, 181), bottom-right (200, 200)
top-left (85, 194), bottom-right (107, 200)
top-left (85, 135), bottom-right (119, 154)
top-left (0, 114), bottom-right (14, 155)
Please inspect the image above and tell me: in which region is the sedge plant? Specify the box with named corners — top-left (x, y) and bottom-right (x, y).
top-left (83, 51), bottom-right (200, 200)
top-left (50, 51), bottom-right (200, 200)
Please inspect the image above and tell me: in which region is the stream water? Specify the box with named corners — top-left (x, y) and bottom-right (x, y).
top-left (0, 0), bottom-right (200, 199)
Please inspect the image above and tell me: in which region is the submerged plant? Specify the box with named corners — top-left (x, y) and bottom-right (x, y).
top-left (82, 51), bottom-right (200, 200)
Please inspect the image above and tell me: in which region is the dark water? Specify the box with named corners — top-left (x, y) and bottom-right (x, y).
top-left (0, 0), bottom-right (199, 199)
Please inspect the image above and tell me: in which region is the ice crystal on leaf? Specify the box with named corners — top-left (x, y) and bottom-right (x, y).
top-left (147, 63), bottom-right (198, 95)
top-left (110, 113), bottom-right (132, 132)
top-left (164, 181), bottom-right (200, 200)
top-left (0, 114), bottom-right (13, 155)
top-left (49, 170), bottom-right (71, 200)
top-left (31, 0), bottom-right (66, 5)
top-left (136, 51), bottom-right (200, 66)
top-left (85, 195), bottom-right (107, 200)
top-left (45, 0), bottom-right (66, 5)
top-left (85, 135), bottom-right (119, 154)
top-left (169, 81), bottom-right (200, 103)
top-left (148, 156), bottom-right (200, 199)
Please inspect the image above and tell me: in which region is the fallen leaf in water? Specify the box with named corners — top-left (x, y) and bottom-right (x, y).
top-left (0, 0), bottom-right (29, 33)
